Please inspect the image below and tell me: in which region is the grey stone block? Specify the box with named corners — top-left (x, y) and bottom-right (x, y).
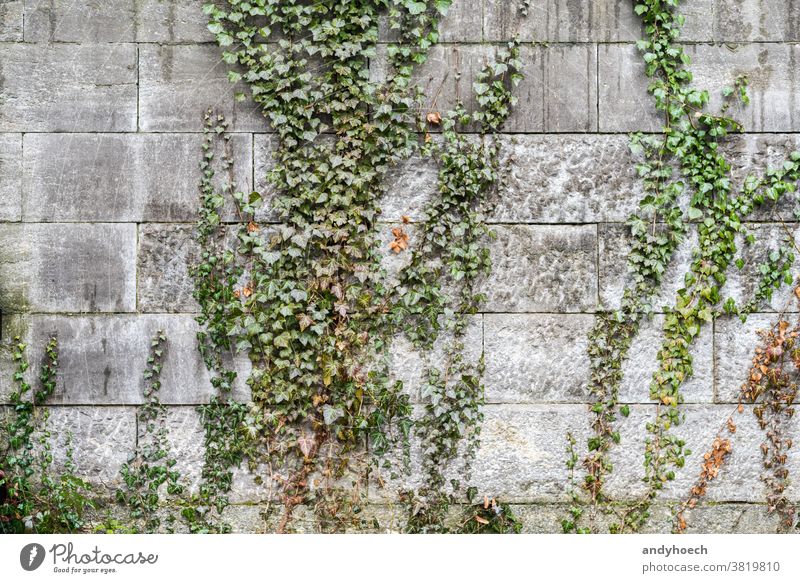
top-left (139, 44), bottom-right (264, 132)
top-left (483, 313), bottom-right (593, 403)
top-left (484, 0), bottom-right (643, 42)
top-left (138, 224), bottom-right (199, 314)
top-left (601, 43), bottom-right (800, 133)
top-left (373, 43), bottom-right (597, 132)
top-left (38, 406), bottom-right (136, 491)
top-left (714, 312), bottom-right (776, 403)
top-left (0, 223), bottom-right (137, 313)
top-left (618, 314), bottom-right (714, 404)
top-left (493, 134), bottom-right (642, 223)
top-left (0, 0), bottom-right (23, 40)
top-left (0, 133), bottom-right (21, 221)
top-left (24, 0), bottom-right (135, 42)
top-left (598, 223), bottom-right (697, 312)
top-left (0, 43), bottom-right (137, 132)
top-left (134, 0), bottom-right (214, 43)
top-left (22, 133), bottom-right (252, 222)
top-left (483, 224), bottom-right (597, 313)
top-left (0, 313), bottom-right (251, 405)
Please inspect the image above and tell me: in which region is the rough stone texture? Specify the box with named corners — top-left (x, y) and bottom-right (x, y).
top-left (24, 0), bottom-right (135, 42)
top-left (714, 313), bottom-right (773, 404)
top-left (0, 43), bottom-right (137, 132)
top-left (483, 225), bottom-right (597, 312)
top-left (0, 133), bottom-right (21, 221)
top-left (380, 0), bottom-right (482, 43)
top-left (0, 223), bottom-right (137, 313)
top-left (600, 43), bottom-right (800, 133)
top-left (22, 133), bottom-right (253, 222)
top-left (484, 314), bottom-right (593, 403)
top-left (137, 224), bottom-right (199, 313)
top-left (37, 406), bottom-right (137, 491)
top-left (0, 313), bottom-right (250, 405)
top-left (139, 44), bottom-right (264, 132)
top-left (0, 0), bottom-right (23, 41)
top-left (494, 134), bottom-right (642, 223)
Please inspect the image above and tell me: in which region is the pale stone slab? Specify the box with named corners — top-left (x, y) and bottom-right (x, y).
top-left (24, 0), bottom-right (135, 42)
top-left (0, 223), bottom-right (137, 313)
top-left (0, 314), bottom-right (250, 405)
top-left (379, 0), bottom-right (482, 42)
top-left (22, 133), bottom-right (252, 222)
top-left (139, 44), bottom-right (264, 132)
top-left (484, 313), bottom-right (593, 403)
top-left (0, 43), bottom-right (137, 132)
top-left (483, 224), bottom-right (597, 313)
top-left (0, 133), bottom-right (21, 221)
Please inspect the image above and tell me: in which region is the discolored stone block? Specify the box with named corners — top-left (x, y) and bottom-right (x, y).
top-left (22, 133), bottom-right (252, 222)
top-left (1, 313), bottom-right (251, 405)
top-left (714, 312), bottom-right (775, 403)
top-left (24, 0), bottom-right (135, 42)
top-left (0, 43), bottom-right (137, 132)
top-left (139, 44), bottom-right (265, 132)
top-left (0, 223), bottom-right (137, 313)
top-left (483, 224), bottom-right (597, 313)
top-left (483, 314), bottom-right (593, 403)
top-left (0, 133), bottom-right (22, 221)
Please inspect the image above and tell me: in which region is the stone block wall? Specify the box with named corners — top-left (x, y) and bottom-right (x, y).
top-left (1, 0), bottom-right (799, 533)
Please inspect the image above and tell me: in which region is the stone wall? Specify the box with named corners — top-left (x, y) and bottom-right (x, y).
top-left (1, 0), bottom-right (799, 533)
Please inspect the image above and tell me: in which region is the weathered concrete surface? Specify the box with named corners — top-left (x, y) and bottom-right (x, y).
top-left (379, 0), bottom-right (482, 43)
top-left (139, 44), bottom-right (264, 132)
top-left (0, 0), bottom-right (23, 41)
top-left (0, 223), bottom-right (137, 313)
top-left (0, 133), bottom-right (21, 221)
top-left (600, 43), bottom-right (800, 133)
top-left (0, 43), bottom-right (137, 132)
top-left (135, 0), bottom-right (215, 43)
top-left (484, 225), bottom-right (597, 313)
top-left (0, 314), bottom-right (250, 405)
top-left (22, 133), bottom-right (252, 222)
top-left (714, 312), bottom-right (774, 404)
top-left (24, 0), bottom-right (135, 42)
